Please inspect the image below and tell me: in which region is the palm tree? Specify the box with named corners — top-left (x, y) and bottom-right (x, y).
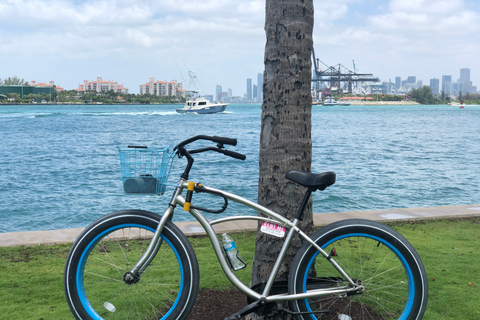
top-left (2, 76), bottom-right (29, 86)
top-left (250, 0), bottom-right (314, 318)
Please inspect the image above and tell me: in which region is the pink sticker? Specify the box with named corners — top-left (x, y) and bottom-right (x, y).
top-left (261, 221), bottom-right (286, 238)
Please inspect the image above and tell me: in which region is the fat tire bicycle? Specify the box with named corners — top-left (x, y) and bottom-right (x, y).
top-left (64, 135), bottom-right (428, 320)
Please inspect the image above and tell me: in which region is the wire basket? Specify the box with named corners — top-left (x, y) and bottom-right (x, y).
top-left (118, 145), bottom-right (175, 195)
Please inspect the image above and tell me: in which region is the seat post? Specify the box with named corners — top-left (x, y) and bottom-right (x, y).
top-left (295, 188), bottom-right (313, 221)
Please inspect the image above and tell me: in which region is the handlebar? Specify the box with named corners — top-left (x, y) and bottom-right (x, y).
top-left (175, 135), bottom-right (238, 149)
top-left (174, 135), bottom-right (246, 180)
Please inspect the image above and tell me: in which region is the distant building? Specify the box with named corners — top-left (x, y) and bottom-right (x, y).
top-left (382, 81), bottom-right (394, 94)
top-left (31, 80), bottom-right (64, 91)
top-left (395, 76), bottom-right (401, 89)
top-left (215, 85), bottom-right (222, 101)
top-left (407, 76), bottom-right (416, 84)
top-left (0, 80), bottom-right (62, 98)
top-left (77, 77), bottom-right (128, 94)
top-left (246, 78), bottom-right (252, 101)
top-left (429, 78), bottom-right (440, 95)
top-left (257, 73), bottom-right (263, 101)
top-left (139, 78), bottom-right (182, 97)
top-left (442, 75), bottom-right (452, 95)
top-left (0, 85), bottom-right (55, 98)
top-left (459, 68), bottom-right (473, 93)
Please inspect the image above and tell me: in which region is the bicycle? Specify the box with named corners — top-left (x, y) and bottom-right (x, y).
top-left (64, 135), bottom-right (428, 320)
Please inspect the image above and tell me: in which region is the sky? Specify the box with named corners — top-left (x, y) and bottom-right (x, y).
top-left (1, 0), bottom-right (480, 95)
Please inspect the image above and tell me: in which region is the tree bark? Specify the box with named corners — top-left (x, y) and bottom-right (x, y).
top-left (250, 0), bottom-right (314, 318)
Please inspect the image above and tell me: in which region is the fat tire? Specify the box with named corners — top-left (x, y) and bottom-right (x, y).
top-left (64, 210), bottom-right (199, 320)
top-left (288, 219), bottom-right (427, 320)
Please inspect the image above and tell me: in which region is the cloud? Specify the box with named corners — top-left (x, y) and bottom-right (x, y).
top-left (0, 0), bottom-right (266, 93)
top-left (1, 0), bottom-right (479, 93)
top-left (312, 0), bottom-right (480, 84)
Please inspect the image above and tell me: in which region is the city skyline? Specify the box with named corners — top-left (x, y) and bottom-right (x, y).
top-left (5, 65), bottom-right (477, 101)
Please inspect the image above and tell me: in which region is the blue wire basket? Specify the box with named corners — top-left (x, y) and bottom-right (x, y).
top-left (118, 145), bottom-right (175, 195)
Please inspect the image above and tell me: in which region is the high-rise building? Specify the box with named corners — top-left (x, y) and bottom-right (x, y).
top-left (459, 68), bottom-right (472, 93)
top-left (429, 78), bottom-right (440, 95)
top-left (395, 77), bottom-right (401, 89)
top-left (257, 73), bottom-right (263, 101)
top-left (253, 84), bottom-right (257, 100)
top-left (442, 75), bottom-right (452, 95)
top-left (216, 85), bottom-right (222, 101)
top-left (407, 76), bottom-right (416, 84)
top-left (246, 78), bottom-right (252, 100)
top-left (460, 68), bottom-right (470, 83)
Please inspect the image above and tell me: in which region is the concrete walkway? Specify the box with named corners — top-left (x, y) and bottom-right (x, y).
top-left (1, 204), bottom-right (480, 247)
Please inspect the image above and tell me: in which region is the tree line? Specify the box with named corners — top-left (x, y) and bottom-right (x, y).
top-left (0, 88), bottom-right (186, 104)
top-left (409, 86), bottom-right (480, 105)
top-left (0, 76), bottom-right (29, 86)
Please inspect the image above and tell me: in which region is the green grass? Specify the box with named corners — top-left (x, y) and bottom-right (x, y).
top-left (0, 218), bottom-right (479, 319)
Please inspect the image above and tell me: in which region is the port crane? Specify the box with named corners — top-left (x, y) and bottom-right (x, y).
top-left (311, 48), bottom-right (380, 95)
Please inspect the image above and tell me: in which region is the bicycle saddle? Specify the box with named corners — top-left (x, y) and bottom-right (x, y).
top-left (285, 170), bottom-right (336, 191)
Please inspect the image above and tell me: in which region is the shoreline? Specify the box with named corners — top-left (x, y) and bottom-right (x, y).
top-left (2, 101), bottom-right (426, 106)
top-left (2, 204), bottom-right (480, 247)
top-left (313, 101), bottom-right (421, 106)
top-left (347, 100), bottom-right (420, 105)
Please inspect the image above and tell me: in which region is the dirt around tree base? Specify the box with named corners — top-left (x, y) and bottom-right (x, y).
top-left (188, 289), bottom-right (247, 320)
top-left (188, 289), bottom-right (385, 320)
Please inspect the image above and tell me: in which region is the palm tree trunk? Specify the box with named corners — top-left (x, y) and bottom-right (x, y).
top-left (250, 0), bottom-right (314, 318)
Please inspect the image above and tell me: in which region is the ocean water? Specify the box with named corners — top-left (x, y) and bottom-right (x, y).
top-left (1, 104), bottom-right (479, 233)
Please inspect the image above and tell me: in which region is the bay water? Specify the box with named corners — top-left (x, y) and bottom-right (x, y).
top-left (1, 104), bottom-right (479, 233)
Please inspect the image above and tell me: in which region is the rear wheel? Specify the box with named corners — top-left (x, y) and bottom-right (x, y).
top-left (64, 210), bottom-right (199, 320)
top-left (289, 219), bottom-right (427, 320)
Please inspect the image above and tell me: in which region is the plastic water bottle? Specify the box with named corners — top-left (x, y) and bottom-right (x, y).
top-left (222, 233), bottom-right (246, 271)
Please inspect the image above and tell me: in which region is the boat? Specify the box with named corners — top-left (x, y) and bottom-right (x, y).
top-left (176, 94), bottom-right (227, 114)
top-left (175, 70), bottom-right (228, 114)
top-left (322, 98), bottom-right (350, 106)
top-left (448, 101), bottom-right (479, 108)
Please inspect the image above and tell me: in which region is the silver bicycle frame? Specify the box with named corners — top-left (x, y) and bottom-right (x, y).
top-left (130, 179), bottom-right (357, 302)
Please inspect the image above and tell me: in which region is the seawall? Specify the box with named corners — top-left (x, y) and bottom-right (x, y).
top-left (1, 204), bottom-right (480, 247)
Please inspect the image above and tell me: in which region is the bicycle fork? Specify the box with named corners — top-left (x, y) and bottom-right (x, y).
top-left (124, 186), bottom-right (184, 283)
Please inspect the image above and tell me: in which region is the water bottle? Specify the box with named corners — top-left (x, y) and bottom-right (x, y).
top-left (222, 233), bottom-right (246, 271)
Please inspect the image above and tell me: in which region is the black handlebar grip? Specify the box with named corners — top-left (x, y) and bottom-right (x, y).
top-left (212, 136), bottom-right (237, 146)
top-left (223, 149), bottom-right (246, 160)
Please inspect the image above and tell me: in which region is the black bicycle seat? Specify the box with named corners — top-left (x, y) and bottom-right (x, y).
top-left (285, 170), bottom-right (336, 191)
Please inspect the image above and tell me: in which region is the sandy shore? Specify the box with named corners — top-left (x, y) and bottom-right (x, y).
top-left (348, 101), bottom-right (420, 105)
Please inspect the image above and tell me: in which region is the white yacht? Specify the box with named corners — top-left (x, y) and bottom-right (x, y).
top-left (176, 94), bottom-right (227, 114)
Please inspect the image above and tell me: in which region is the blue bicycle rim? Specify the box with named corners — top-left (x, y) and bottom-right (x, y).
top-left (76, 223), bottom-right (185, 320)
top-left (302, 233), bottom-right (415, 320)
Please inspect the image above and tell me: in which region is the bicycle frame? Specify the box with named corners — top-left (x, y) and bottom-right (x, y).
top-left (129, 178), bottom-right (360, 303)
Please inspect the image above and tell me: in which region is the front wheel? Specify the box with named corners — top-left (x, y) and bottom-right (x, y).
top-left (289, 219), bottom-right (428, 320)
top-left (64, 210), bottom-right (199, 320)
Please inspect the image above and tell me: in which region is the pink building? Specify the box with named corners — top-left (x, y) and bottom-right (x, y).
top-left (76, 77), bottom-right (128, 94)
top-left (139, 78), bottom-right (184, 97)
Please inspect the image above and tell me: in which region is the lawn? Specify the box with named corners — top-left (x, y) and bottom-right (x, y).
top-left (0, 217), bottom-right (479, 319)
